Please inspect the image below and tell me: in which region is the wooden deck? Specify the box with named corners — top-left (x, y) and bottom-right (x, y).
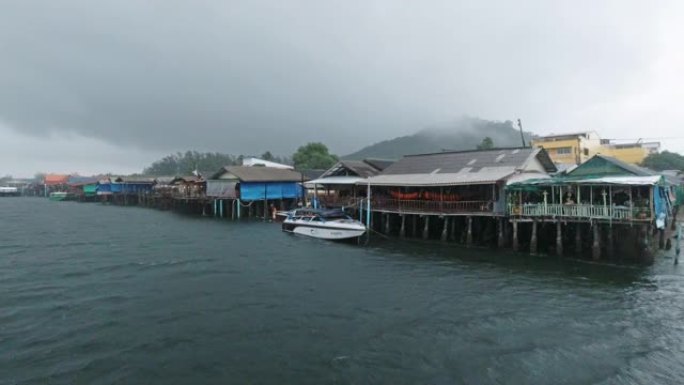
top-left (370, 199), bottom-right (500, 216)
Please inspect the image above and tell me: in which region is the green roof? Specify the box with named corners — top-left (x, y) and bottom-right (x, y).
top-left (566, 154), bottom-right (655, 178)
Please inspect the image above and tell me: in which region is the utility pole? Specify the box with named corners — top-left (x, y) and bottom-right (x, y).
top-left (517, 119), bottom-right (526, 147)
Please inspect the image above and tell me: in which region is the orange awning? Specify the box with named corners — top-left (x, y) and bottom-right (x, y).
top-left (44, 174), bottom-right (70, 185)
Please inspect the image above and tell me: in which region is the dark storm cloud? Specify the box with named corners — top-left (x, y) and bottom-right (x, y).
top-left (0, 0), bottom-right (676, 156)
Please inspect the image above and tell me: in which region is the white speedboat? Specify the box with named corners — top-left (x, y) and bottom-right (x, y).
top-left (0, 187), bottom-right (19, 196)
top-left (282, 209), bottom-right (367, 241)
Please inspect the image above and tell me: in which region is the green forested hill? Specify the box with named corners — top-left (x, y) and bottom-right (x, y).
top-left (344, 117), bottom-right (532, 160)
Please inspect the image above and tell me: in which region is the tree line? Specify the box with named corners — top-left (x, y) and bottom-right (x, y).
top-left (641, 151), bottom-right (684, 171)
top-left (142, 143), bottom-right (339, 176)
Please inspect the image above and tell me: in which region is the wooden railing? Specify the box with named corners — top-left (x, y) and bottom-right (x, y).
top-left (317, 196), bottom-right (358, 207)
top-left (371, 199), bottom-right (496, 215)
top-left (508, 203), bottom-right (651, 221)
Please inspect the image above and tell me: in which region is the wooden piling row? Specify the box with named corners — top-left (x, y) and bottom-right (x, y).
top-left (63, 188), bottom-right (676, 263)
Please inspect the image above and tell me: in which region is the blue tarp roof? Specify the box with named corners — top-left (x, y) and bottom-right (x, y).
top-left (240, 182), bottom-right (303, 201)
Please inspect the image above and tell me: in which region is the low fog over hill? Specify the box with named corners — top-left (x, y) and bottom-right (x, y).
top-left (344, 117), bottom-right (532, 160)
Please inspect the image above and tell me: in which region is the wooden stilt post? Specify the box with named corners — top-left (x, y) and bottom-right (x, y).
top-left (412, 215), bottom-right (417, 237)
top-left (450, 217), bottom-right (457, 241)
top-left (441, 217), bottom-right (449, 242)
top-left (607, 225), bottom-right (614, 258)
top-left (497, 218), bottom-right (505, 248)
top-left (466, 216), bottom-right (473, 246)
top-left (400, 215), bottom-right (406, 238)
top-left (672, 206), bottom-right (679, 231)
top-left (592, 223), bottom-right (601, 260)
top-left (575, 223), bottom-right (582, 255)
top-left (512, 221), bottom-right (519, 252)
top-left (384, 214), bottom-right (391, 235)
top-left (556, 220), bottom-right (563, 257)
top-left (641, 224), bottom-right (653, 261)
top-left (422, 216), bottom-right (430, 240)
top-left (530, 220), bottom-right (538, 254)
top-left (675, 224), bottom-right (681, 265)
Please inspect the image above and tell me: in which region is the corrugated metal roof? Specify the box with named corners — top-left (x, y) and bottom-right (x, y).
top-left (305, 176), bottom-right (364, 186)
top-left (67, 176), bottom-right (99, 186)
top-left (212, 166), bottom-right (303, 182)
top-left (363, 159), bottom-right (394, 171)
top-left (592, 154), bottom-right (655, 176)
top-left (170, 176), bottom-right (204, 184)
top-left (299, 169), bottom-right (325, 181)
top-left (505, 173), bottom-right (552, 185)
top-left (510, 175), bottom-right (662, 187)
top-left (532, 131), bottom-right (597, 139)
top-left (361, 147), bottom-right (555, 186)
top-left (154, 176), bottom-right (176, 184)
top-left (44, 174), bottom-right (69, 185)
top-left (321, 160), bottom-right (385, 179)
top-left (362, 167), bottom-right (518, 186)
top-left (340, 160), bottom-right (382, 178)
top-left (113, 176), bottom-right (156, 183)
top-left (379, 147), bottom-right (554, 175)
top-left (242, 157), bottom-right (294, 169)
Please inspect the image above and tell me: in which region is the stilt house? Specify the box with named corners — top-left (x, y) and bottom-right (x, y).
top-left (305, 159), bottom-right (393, 207)
top-left (207, 166), bottom-right (303, 210)
top-left (169, 176), bottom-right (206, 199)
top-left (506, 154), bottom-right (677, 260)
top-left (507, 154), bottom-right (673, 223)
top-left (362, 147), bottom-right (556, 216)
top-left (43, 174), bottom-right (70, 196)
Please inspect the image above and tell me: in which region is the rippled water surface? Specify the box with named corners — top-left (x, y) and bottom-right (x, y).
top-left (2, 198), bottom-right (684, 384)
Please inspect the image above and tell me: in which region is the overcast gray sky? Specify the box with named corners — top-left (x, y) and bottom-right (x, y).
top-left (1, 0), bottom-right (683, 177)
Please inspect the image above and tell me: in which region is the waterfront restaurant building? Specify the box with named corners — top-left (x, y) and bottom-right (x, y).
top-left (353, 147), bottom-right (556, 244)
top-left (362, 147), bottom-right (556, 217)
top-left (506, 154), bottom-right (676, 260)
top-left (305, 159), bottom-right (393, 208)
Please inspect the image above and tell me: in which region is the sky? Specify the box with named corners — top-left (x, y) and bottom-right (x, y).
top-left (1, 0), bottom-right (683, 177)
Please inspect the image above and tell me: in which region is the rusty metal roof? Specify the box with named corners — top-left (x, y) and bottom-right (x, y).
top-left (211, 166), bottom-right (303, 182)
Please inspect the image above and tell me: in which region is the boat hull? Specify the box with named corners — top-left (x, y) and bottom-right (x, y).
top-left (282, 221), bottom-right (366, 240)
top-left (49, 192), bottom-right (69, 201)
top-left (0, 187), bottom-right (19, 197)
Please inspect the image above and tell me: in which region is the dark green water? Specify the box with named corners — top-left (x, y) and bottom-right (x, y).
top-left (2, 198), bottom-right (684, 384)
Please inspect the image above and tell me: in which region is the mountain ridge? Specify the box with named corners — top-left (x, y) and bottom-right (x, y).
top-left (343, 117), bottom-right (533, 160)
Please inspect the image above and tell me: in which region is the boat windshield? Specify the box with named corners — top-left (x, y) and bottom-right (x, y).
top-left (288, 209), bottom-right (351, 221)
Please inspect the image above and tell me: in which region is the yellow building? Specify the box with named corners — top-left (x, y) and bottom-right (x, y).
top-left (531, 131), bottom-right (660, 166)
top-left (530, 131), bottom-right (603, 166)
top-left (602, 142), bottom-right (660, 164)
